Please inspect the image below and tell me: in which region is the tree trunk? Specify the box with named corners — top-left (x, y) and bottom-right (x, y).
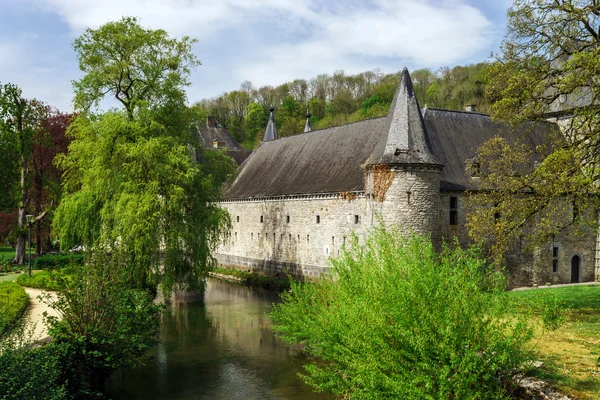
top-left (35, 220), bottom-right (41, 256)
top-left (13, 155), bottom-right (28, 265)
top-left (14, 209), bottom-right (26, 265)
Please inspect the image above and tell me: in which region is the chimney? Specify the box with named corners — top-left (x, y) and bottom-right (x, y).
top-left (464, 104), bottom-right (477, 113)
top-left (207, 116), bottom-right (217, 128)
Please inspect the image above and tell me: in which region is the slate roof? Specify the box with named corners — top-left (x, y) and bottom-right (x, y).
top-left (221, 71), bottom-right (556, 200)
top-left (423, 108), bottom-right (553, 190)
top-left (223, 117), bottom-right (389, 199)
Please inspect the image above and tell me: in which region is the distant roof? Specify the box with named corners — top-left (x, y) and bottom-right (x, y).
top-left (194, 119), bottom-right (251, 165)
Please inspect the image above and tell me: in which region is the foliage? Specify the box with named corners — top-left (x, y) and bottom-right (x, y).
top-left (43, 252), bottom-right (163, 396)
top-left (0, 83), bottom-right (48, 264)
top-left (55, 18), bottom-right (235, 294)
top-left (16, 269), bottom-right (63, 290)
top-left (466, 133), bottom-right (599, 262)
top-left (0, 336), bottom-right (68, 400)
top-left (33, 253), bottom-right (84, 270)
top-left (470, 0), bottom-right (600, 260)
top-left (271, 227), bottom-right (534, 399)
top-left (0, 281), bottom-right (29, 336)
top-left (72, 16), bottom-right (199, 118)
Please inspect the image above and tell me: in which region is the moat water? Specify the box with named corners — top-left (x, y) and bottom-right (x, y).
top-left (105, 278), bottom-right (331, 400)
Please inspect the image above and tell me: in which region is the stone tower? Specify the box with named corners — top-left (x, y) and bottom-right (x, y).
top-left (366, 68), bottom-right (443, 243)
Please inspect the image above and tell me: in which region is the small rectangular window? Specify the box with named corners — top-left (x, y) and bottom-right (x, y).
top-left (235, 232), bottom-right (237, 241)
top-left (251, 233), bottom-right (253, 240)
top-left (316, 215), bottom-right (321, 224)
top-left (260, 215), bottom-right (264, 223)
top-left (354, 215), bottom-right (360, 224)
top-left (449, 196), bottom-right (458, 225)
top-left (286, 215), bottom-right (290, 223)
top-left (289, 234), bottom-right (291, 241)
top-left (307, 234), bottom-right (310, 244)
top-left (236, 216), bottom-right (239, 222)
top-left (552, 246), bottom-right (559, 273)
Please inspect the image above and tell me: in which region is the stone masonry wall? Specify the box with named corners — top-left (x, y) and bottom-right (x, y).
top-left (367, 165), bottom-right (442, 244)
top-left (217, 194), bottom-right (370, 279)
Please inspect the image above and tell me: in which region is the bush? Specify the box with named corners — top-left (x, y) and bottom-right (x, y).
top-left (33, 253), bottom-right (84, 270)
top-left (271, 226), bottom-right (535, 399)
top-left (0, 281), bottom-right (29, 336)
top-left (0, 337), bottom-right (68, 400)
top-left (16, 270), bottom-right (61, 290)
top-left (44, 252), bottom-right (163, 395)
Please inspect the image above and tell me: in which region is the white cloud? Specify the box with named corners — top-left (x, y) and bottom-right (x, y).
top-left (5, 0), bottom-right (499, 108)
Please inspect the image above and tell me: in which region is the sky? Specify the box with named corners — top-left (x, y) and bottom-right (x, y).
top-left (0, 0), bottom-right (513, 112)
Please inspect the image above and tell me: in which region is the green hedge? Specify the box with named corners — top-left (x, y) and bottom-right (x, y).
top-left (0, 281), bottom-right (29, 336)
top-left (34, 253), bottom-right (84, 270)
top-left (16, 271), bottom-right (60, 291)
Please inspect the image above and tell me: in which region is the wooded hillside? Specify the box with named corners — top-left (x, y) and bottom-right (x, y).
top-left (192, 63), bottom-right (493, 149)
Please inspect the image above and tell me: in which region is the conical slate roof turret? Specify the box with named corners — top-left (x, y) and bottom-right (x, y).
top-left (263, 105), bottom-right (278, 142)
top-left (377, 68), bottom-right (441, 166)
top-left (303, 108), bottom-right (312, 133)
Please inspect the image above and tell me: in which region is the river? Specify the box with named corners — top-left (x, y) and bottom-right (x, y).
top-left (105, 278), bottom-right (331, 400)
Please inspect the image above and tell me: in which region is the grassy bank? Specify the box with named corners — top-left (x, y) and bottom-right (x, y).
top-left (507, 284), bottom-right (600, 399)
top-left (212, 267), bottom-right (291, 292)
top-left (0, 281), bottom-right (29, 336)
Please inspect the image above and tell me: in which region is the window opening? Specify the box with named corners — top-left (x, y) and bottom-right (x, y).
top-left (449, 196), bottom-right (458, 225)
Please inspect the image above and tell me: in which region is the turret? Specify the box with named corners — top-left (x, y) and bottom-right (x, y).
top-left (304, 108), bottom-right (312, 133)
top-left (366, 68), bottom-right (443, 243)
top-left (263, 105), bottom-right (278, 142)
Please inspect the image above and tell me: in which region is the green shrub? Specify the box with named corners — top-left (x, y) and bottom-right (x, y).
top-left (0, 338), bottom-right (68, 400)
top-left (16, 270), bottom-right (60, 291)
top-left (33, 253), bottom-right (84, 270)
top-left (0, 281), bottom-right (29, 336)
top-left (44, 252), bottom-right (163, 395)
top-left (271, 226), bottom-right (535, 399)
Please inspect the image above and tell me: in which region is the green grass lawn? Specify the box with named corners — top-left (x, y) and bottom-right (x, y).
top-left (0, 245), bottom-right (34, 263)
top-left (508, 284), bottom-right (600, 399)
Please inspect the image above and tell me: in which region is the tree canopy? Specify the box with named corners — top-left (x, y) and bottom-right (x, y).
top-left (54, 17), bottom-right (235, 293)
top-left (73, 16), bottom-right (200, 119)
top-left (468, 0), bottom-right (600, 260)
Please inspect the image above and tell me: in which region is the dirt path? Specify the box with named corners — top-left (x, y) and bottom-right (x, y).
top-left (22, 287), bottom-right (59, 342)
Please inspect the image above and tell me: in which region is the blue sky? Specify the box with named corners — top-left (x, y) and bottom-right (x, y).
top-left (0, 0), bottom-right (513, 112)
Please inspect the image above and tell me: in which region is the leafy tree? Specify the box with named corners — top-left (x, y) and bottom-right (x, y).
top-left (0, 83), bottom-right (47, 264)
top-left (271, 226), bottom-right (534, 399)
top-left (54, 17), bottom-right (235, 293)
top-left (468, 1), bottom-right (600, 260)
top-left (244, 102), bottom-right (268, 145)
top-left (72, 16), bottom-right (199, 119)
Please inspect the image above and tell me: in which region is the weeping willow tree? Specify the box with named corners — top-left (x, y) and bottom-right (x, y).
top-left (53, 17), bottom-right (235, 293)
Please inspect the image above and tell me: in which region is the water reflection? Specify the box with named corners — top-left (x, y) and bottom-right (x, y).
top-left (106, 279), bottom-right (330, 400)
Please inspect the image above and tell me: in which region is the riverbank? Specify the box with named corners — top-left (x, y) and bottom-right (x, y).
top-left (210, 267), bottom-right (291, 292)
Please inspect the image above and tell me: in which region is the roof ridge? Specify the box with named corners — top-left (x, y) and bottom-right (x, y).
top-left (424, 107), bottom-right (491, 117)
top-left (262, 115), bottom-right (388, 144)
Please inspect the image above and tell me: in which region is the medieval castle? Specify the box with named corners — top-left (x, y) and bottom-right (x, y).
top-left (196, 69), bottom-right (600, 287)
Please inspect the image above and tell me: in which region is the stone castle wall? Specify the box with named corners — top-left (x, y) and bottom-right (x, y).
top-left (217, 194), bottom-right (370, 279)
top-left (217, 170), bottom-right (598, 286)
